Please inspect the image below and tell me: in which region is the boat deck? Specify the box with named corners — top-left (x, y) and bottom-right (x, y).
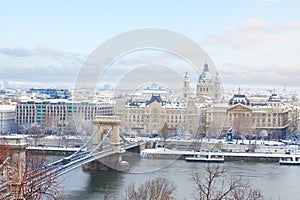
top-left (279, 155), bottom-right (300, 165)
top-left (186, 154), bottom-right (224, 163)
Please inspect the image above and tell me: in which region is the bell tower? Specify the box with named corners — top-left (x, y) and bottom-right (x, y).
top-left (183, 72), bottom-right (190, 101)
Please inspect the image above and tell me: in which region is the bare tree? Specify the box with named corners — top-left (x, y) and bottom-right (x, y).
top-left (56, 120), bottom-right (66, 148)
top-left (192, 124), bottom-right (206, 152)
top-left (65, 113), bottom-right (92, 136)
top-left (206, 112), bottom-right (226, 141)
top-left (44, 115), bottom-right (58, 135)
top-left (0, 145), bottom-right (62, 200)
top-left (17, 123), bottom-right (31, 135)
top-left (29, 125), bottom-right (43, 147)
top-left (43, 112), bottom-right (92, 148)
top-left (43, 116), bottom-right (67, 147)
top-left (62, 113), bottom-right (93, 148)
top-left (64, 117), bottom-right (77, 136)
top-left (206, 121), bottom-right (219, 141)
top-left (233, 114), bottom-right (253, 144)
top-left (22, 151), bottom-right (62, 200)
top-left (192, 164), bottom-right (263, 200)
top-left (124, 177), bottom-right (177, 200)
top-left (160, 122), bottom-right (170, 147)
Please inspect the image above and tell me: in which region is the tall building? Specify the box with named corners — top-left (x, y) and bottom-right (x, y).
top-left (196, 63), bottom-right (222, 103)
top-left (0, 105), bottom-right (16, 134)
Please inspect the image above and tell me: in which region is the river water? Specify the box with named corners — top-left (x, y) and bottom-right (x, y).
top-left (53, 156), bottom-right (300, 200)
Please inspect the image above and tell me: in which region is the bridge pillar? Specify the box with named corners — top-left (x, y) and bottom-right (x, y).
top-left (83, 116), bottom-right (129, 171)
top-left (0, 137), bottom-right (28, 199)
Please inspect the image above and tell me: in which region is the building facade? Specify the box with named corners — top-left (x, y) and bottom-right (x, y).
top-left (0, 105), bottom-right (15, 134)
top-left (27, 88), bottom-right (72, 99)
top-left (115, 94), bottom-right (200, 135)
top-left (196, 63), bottom-right (222, 103)
top-left (15, 99), bottom-right (114, 130)
top-left (183, 72), bottom-right (191, 101)
top-left (115, 67), bottom-right (225, 135)
top-left (206, 93), bottom-right (298, 139)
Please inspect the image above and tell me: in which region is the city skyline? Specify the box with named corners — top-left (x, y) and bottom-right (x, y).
top-left (1, 0), bottom-right (300, 89)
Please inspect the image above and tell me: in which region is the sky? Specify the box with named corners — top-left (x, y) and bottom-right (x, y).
top-left (0, 0), bottom-right (300, 90)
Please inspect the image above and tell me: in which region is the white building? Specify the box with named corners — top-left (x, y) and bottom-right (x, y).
top-left (15, 99), bottom-right (114, 127)
top-left (0, 105), bottom-right (16, 134)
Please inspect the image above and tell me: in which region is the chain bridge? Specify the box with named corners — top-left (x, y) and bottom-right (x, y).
top-left (0, 116), bottom-right (149, 199)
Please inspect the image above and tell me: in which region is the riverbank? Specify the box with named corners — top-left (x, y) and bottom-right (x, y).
top-left (27, 146), bottom-right (80, 155)
top-left (140, 147), bottom-right (300, 162)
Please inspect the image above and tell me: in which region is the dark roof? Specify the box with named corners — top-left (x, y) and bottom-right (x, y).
top-left (229, 94), bottom-right (250, 106)
top-left (146, 94), bottom-right (165, 105)
top-left (268, 94), bottom-right (281, 102)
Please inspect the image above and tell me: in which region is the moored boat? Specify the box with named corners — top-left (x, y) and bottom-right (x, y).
top-left (279, 155), bottom-right (300, 165)
top-left (186, 153), bottom-right (224, 163)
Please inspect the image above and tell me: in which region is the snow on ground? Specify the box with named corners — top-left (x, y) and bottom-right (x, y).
top-left (27, 146), bottom-right (81, 151)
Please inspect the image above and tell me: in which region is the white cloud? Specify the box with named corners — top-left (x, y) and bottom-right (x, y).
top-left (203, 18), bottom-right (300, 50)
top-left (0, 47), bottom-right (34, 57)
top-left (202, 18), bottom-right (300, 88)
top-left (35, 44), bottom-right (66, 58)
top-left (220, 62), bottom-right (300, 87)
top-left (0, 44), bottom-right (84, 84)
top-left (225, 18), bottom-right (281, 50)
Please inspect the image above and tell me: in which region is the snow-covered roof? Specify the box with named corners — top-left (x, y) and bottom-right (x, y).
top-left (0, 105), bottom-right (15, 111)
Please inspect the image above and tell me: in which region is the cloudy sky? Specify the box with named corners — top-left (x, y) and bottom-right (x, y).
top-left (0, 0), bottom-right (300, 90)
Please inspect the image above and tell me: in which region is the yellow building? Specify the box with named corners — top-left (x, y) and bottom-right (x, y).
top-left (115, 66), bottom-right (223, 136)
top-left (115, 94), bottom-right (200, 135)
top-left (206, 93), bottom-right (298, 139)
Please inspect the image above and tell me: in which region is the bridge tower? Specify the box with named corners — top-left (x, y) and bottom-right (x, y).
top-left (92, 116), bottom-right (122, 152)
top-left (83, 116), bottom-right (128, 171)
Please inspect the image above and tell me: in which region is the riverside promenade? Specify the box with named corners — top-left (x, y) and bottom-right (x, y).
top-left (140, 137), bottom-right (300, 163)
top-left (140, 147), bottom-right (300, 162)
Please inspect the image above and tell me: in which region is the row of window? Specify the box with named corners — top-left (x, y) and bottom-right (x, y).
top-left (199, 87), bottom-right (209, 92)
top-left (124, 110), bottom-right (195, 114)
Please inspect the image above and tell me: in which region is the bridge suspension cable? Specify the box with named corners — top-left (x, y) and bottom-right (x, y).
top-left (68, 126), bottom-right (100, 159)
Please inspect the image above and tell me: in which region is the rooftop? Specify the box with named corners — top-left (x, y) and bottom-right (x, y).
top-left (0, 105), bottom-right (15, 111)
top-left (125, 94), bottom-right (188, 109)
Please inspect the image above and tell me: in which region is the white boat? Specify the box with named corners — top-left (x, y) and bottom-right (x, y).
top-left (186, 153), bottom-right (224, 163)
top-left (279, 155), bottom-right (300, 165)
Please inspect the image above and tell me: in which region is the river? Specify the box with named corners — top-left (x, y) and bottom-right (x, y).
top-left (51, 156), bottom-right (300, 200)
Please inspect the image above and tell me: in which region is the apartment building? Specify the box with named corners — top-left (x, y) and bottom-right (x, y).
top-left (15, 99), bottom-right (114, 128)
